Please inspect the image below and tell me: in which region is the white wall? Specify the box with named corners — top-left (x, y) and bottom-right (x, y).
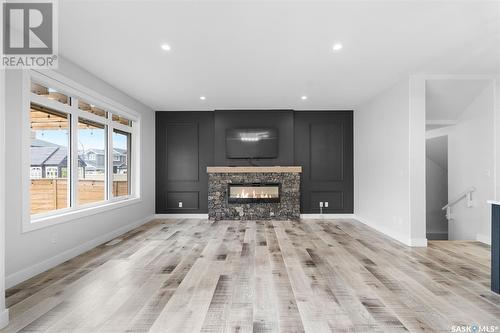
top-left (355, 75), bottom-right (496, 247)
top-left (0, 68), bottom-right (10, 327)
top-left (448, 83), bottom-right (495, 243)
top-left (354, 79), bottom-right (413, 245)
top-left (496, 78), bottom-right (500, 202)
top-left (408, 77), bottom-right (427, 246)
top-left (4, 58), bottom-right (155, 288)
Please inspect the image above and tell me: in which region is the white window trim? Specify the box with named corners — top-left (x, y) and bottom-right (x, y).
top-left (25, 197), bottom-right (143, 232)
top-left (45, 166), bottom-right (58, 179)
top-left (30, 167), bottom-right (42, 179)
top-left (22, 70), bottom-right (142, 233)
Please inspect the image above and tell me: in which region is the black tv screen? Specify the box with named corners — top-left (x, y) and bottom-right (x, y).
top-left (226, 128), bottom-right (278, 159)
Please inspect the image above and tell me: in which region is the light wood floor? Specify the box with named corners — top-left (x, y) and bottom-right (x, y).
top-left (2, 219), bottom-right (500, 333)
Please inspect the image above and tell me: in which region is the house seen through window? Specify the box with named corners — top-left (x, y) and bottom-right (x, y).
top-left (30, 104), bottom-right (70, 215)
top-left (113, 129), bottom-right (130, 197)
top-left (78, 118), bottom-right (106, 205)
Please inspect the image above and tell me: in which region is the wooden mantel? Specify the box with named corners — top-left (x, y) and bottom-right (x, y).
top-left (206, 166), bottom-right (302, 173)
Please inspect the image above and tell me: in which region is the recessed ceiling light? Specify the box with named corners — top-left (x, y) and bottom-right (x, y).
top-left (161, 43), bottom-right (171, 51)
top-left (332, 43), bottom-right (343, 51)
top-left (301, 95), bottom-right (308, 100)
top-left (200, 96), bottom-right (206, 100)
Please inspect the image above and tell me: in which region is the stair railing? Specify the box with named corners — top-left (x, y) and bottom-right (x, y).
top-left (442, 187), bottom-right (476, 220)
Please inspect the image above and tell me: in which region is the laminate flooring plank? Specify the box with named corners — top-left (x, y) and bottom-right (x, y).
top-left (2, 218), bottom-right (499, 333)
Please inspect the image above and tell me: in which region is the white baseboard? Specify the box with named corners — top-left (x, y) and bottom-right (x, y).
top-left (408, 238), bottom-right (428, 247)
top-left (355, 215), bottom-right (427, 247)
top-left (476, 233), bottom-right (491, 245)
top-left (155, 214), bottom-right (209, 219)
top-left (6, 214), bottom-right (155, 289)
top-left (300, 214), bottom-right (355, 219)
top-left (0, 309), bottom-right (8, 329)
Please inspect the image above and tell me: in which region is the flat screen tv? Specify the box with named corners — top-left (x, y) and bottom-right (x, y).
top-left (226, 128), bottom-right (278, 159)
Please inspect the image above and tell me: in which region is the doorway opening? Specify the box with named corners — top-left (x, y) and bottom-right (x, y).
top-left (424, 78), bottom-right (494, 243)
top-left (426, 135), bottom-right (448, 240)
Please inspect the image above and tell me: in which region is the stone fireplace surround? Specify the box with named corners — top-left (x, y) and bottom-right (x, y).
top-left (207, 166), bottom-right (301, 220)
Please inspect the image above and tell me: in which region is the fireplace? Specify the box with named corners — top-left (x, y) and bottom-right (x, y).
top-left (228, 183), bottom-right (280, 204)
top-left (208, 166), bottom-right (301, 220)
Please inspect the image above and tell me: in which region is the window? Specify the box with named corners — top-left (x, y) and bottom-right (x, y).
top-left (30, 167), bottom-right (42, 179)
top-left (113, 130), bottom-right (131, 197)
top-left (78, 99), bottom-right (107, 119)
top-left (29, 104), bottom-right (70, 215)
top-left (112, 114), bottom-right (132, 127)
top-left (45, 167), bottom-right (59, 178)
top-left (78, 118), bottom-right (106, 205)
top-left (28, 76), bottom-right (139, 226)
top-left (31, 82), bottom-right (69, 105)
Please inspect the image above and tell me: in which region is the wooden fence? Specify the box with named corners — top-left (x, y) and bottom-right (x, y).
top-left (30, 179), bottom-right (129, 215)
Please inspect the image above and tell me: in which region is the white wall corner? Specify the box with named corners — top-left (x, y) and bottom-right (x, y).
top-left (354, 215), bottom-right (423, 247)
top-left (6, 214), bottom-right (155, 289)
top-left (408, 237), bottom-right (428, 247)
top-left (409, 76), bottom-right (427, 244)
top-left (476, 233), bottom-right (491, 245)
top-left (0, 309), bottom-right (8, 329)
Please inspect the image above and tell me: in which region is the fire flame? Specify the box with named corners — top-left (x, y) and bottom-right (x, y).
top-left (234, 188), bottom-right (274, 199)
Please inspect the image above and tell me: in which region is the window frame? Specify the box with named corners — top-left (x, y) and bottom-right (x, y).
top-left (45, 166), bottom-right (59, 179)
top-left (30, 167), bottom-right (42, 179)
top-left (22, 70), bottom-right (142, 232)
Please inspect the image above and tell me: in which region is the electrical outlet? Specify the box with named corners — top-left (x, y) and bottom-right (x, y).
top-left (319, 202), bottom-right (324, 208)
top-left (178, 202), bottom-right (183, 208)
top-left (324, 202), bottom-right (329, 208)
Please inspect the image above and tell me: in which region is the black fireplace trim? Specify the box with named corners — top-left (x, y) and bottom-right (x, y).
top-left (227, 182), bottom-right (281, 204)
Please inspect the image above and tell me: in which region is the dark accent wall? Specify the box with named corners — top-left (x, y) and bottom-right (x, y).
top-left (156, 112), bottom-right (214, 214)
top-left (156, 110), bottom-right (353, 214)
top-left (214, 110), bottom-right (294, 166)
top-left (294, 111), bottom-right (353, 214)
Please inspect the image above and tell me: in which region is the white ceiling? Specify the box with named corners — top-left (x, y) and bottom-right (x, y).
top-left (426, 79), bottom-right (491, 121)
top-left (59, 1), bottom-right (500, 111)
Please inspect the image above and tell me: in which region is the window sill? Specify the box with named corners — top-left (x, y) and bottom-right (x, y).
top-left (23, 197), bottom-right (142, 233)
